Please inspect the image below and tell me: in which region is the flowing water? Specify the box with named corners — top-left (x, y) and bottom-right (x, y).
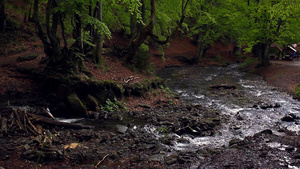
top-left (157, 64), bottom-right (300, 151)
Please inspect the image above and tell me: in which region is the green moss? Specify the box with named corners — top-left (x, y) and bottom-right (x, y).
top-left (294, 84), bottom-right (300, 99)
top-left (240, 57), bottom-right (257, 68)
top-left (17, 53), bottom-right (38, 62)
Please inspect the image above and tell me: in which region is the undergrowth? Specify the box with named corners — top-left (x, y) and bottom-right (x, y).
top-left (294, 84), bottom-right (300, 99)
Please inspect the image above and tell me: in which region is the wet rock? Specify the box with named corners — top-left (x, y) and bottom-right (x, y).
top-left (145, 144), bottom-right (157, 150)
top-left (160, 137), bottom-right (173, 145)
top-left (285, 147), bottom-right (295, 152)
top-left (148, 154), bottom-right (165, 162)
top-left (66, 93), bottom-right (88, 117)
top-left (116, 125), bottom-right (128, 134)
top-left (281, 113), bottom-right (299, 122)
top-left (85, 94), bottom-right (100, 111)
top-left (210, 84), bottom-right (237, 90)
top-left (165, 155), bottom-right (178, 165)
top-left (235, 112), bottom-right (244, 120)
top-left (273, 103), bottom-right (281, 108)
top-left (57, 150), bottom-right (64, 156)
top-left (260, 129), bottom-right (273, 135)
top-left (294, 153), bottom-right (300, 159)
top-left (177, 137), bottom-right (190, 144)
top-left (260, 103), bottom-right (273, 109)
top-left (24, 144), bottom-right (30, 151)
top-left (22, 150), bottom-right (32, 156)
top-left (229, 139), bottom-right (244, 146)
top-left (204, 118), bottom-right (221, 128)
top-left (138, 103), bottom-right (151, 109)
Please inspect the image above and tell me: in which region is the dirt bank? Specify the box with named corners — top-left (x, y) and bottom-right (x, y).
top-left (254, 60), bottom-right (300, 96)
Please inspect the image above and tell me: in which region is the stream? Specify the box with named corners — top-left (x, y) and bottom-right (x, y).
top-left (156, 64), bottom-right (300, 167)
top-left (157, 64), bottom-right (300, 149)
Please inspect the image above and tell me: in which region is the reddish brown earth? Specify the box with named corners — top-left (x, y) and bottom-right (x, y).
top-left (250, 60), bottom-right (300, 95)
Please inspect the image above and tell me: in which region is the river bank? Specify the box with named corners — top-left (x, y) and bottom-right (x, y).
top-left (247, 60), bottom-right (300, 97)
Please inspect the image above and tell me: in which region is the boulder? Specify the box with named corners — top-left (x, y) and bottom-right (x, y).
top-left (66, 93), bottom-right (88, 117)
top-left (85, 94), bottom-right (100, 111)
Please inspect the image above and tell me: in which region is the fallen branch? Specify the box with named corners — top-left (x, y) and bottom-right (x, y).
top-left (27, 113), bottom-right (93, 129)
top-left (95, 154), bottom-right (109, 168)
top-left (13, 109), bottom-right (25, 130)
top-left (24, 112), bottom-right (40, 135)
top-left (42, 107), bottom-right (56, 121)
top-left (124, 76), bottom-right (139, 84)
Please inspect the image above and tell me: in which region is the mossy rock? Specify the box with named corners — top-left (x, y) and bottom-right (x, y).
top-left (66, 93), bottom-right (88, 117)
top-left (202, 118), bottom-right (221, 128)
top-left (86, 94), bottom-right (100, 111)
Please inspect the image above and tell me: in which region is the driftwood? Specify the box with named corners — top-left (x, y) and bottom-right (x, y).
top-left (210, 84), bottom-right (237, 90)
top-left (1, 109), bottom-right (93, 136)
top-left (27, 113), bottom-right (93, 129)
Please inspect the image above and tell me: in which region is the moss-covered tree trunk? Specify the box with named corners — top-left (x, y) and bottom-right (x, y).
top-left (126, 0), bottom-right (155, 65)
top-left (34, 0), bottom-right (83, 74)
top-left (94, 1), bottom-right (103, 64)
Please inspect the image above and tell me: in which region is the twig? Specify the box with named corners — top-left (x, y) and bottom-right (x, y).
top-left (42, 107), bottom-right (56, 121)
top-left (13, 109), bottom-right (24, 130)
top-left (23, 110), bottom-right (28, 134)
top-left (24, 112), bottom-right (40, 135)
top-left (124, 76), bottom-right (139, 84)
top-left (95, 154), bottom-right (109, 168)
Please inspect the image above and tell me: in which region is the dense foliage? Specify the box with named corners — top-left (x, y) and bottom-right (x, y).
top-left (1, 0), bottom-right (300, 70)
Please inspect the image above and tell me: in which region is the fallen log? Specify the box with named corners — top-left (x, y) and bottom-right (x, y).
top-left (27, 113), bottom-right (93, 129)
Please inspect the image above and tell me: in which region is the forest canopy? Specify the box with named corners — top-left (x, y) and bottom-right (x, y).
top-left (1, 0), bottom-right (300, 70)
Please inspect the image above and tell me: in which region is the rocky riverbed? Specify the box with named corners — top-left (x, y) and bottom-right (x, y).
top-left (0, 103), bottom-right (224, 168)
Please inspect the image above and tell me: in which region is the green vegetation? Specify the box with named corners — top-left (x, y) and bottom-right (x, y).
top-left (240, 57), bottom-right (257, 68)
top-left (101, 98), bottom-right (127, 112)
top-left (294, 85), bottom-right (300, 100)
top-left (17, 53), bottom-right (38, 62)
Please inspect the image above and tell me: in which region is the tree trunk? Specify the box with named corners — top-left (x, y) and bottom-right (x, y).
top-left (126, 0), bottom-right (155, 65)
top-left (173, 0), bottom-right (190, 36)
top-left (94, 1), bottom-right (103, 64)
top-left (130, 13), bottom-right (136, 38)
top-left (260, 39), bottom-right (271, 66)
top-left (193, 32), bottom-right (205, 64)
top-left (254, 40), bottom-right (271, 67)
top-left (0, 0), bottom-right (6, 32)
